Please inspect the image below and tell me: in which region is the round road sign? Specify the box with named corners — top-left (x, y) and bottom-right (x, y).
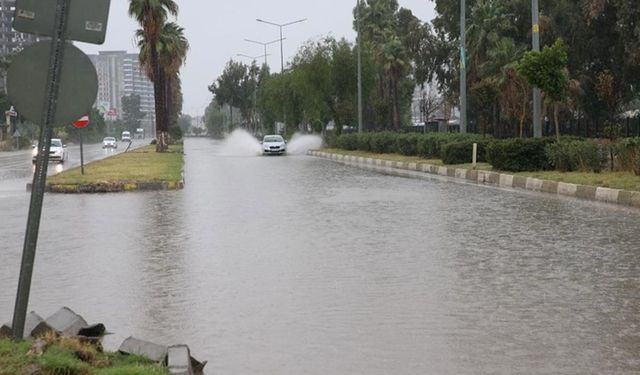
top-left (73, 115), bottom-right (90, 129)
top-left (7, 41), bottom-right (98, 127)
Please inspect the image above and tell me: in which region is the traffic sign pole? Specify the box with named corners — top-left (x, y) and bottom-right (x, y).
top-left (12, 0), bottom-right (71, 340)
top-left (73, 116), bottom-right (89, 175)
top-left (80, 130), bottom-right (84, 174)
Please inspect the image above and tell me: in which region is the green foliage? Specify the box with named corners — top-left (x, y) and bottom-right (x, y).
top-left (441, 140), bottom-right (488, 165)
top-left (545, 140), bottom-right (603, 172)
top-left (330, 131), bottom-right (488, 159)
top-left (615, 138), bottom-right (640, 175)
top-left (168, 123), bottom-right (183, 141)
top-left (486, 138), bottom-right (554, 172)
top-left (416, 133), bottom-right (486, 159)
top-left (122, 94), bottom-right (146, 133)
top-left (395, 133), bottom-right (421, 155)
top-left (517, 39), bottom-right (569, 102)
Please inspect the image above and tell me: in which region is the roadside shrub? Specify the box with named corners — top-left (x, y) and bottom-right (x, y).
top-left (337, 133), bottom-right (359, 150)
top-left (369, 132), bottom-right (397, 153)
top-left (487, 138), bottom-right (554, 172)
top-left (396, 133), bottom-right (421, 156)
top-left (441, 140), bottom-right (488, 165)
top-left (615, 137), bottom-right (640, 175)
top-left (357, 132), bottom-right (373, 152)
top-left (545, 140), bottom-right (603, 172)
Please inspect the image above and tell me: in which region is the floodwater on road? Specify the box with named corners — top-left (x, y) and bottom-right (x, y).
top-left (1, 137), bottom-right (639, 374)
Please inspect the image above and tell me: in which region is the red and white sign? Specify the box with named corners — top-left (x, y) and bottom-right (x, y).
top-left (73, 115), bottom-right (90, 129)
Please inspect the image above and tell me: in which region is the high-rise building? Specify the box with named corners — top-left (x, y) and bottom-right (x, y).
top-left (0, 0), bottom-right (41, 92)
top-left (88, 51), bottom-right (156, 134)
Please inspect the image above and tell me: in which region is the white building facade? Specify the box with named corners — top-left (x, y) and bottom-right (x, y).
top-left (88, 51), bottom-right (156, 134)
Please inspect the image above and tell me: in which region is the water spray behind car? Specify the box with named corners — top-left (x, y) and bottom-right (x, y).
top-left (217, 129), bottom-right (323, 156)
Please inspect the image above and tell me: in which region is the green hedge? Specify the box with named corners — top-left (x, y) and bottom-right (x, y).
top-left (486, 138), bottom-right (555, 172)
top-left (545, 140), bottom-right (604, 172)
top-left (441, 140), bottom-right (489, 165)
top-left (615, 137), bottom-right (640, 175)
top-left (329, 132), bottom-right (488, 159)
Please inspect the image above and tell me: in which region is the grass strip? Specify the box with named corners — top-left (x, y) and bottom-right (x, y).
top-left (321, 148), bottom-right (640, 192)
top-left (0, 337), bottom-right (167, 375)
top-left (48, 145), bottom-right (183, 186)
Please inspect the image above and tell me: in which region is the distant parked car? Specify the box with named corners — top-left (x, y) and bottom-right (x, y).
top-left (262, 135), bottom-right (287, 155)
top-left (32, 138), bottom-right (67, 164)
top-left (102, 137), bottom-right (117, 149)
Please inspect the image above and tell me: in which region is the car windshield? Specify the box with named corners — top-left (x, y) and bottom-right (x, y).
top-left (264, 136), bottom-right (283, 143)
top-left (104, 137), bottom-right (115, 141)
top-left (51, 140), bottom-right (62, 148)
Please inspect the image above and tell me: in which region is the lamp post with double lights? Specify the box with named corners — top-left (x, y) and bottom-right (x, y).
top-left (244, 38), bottom-right (284, 67)
top-left (256, 18), bottom-right (307, 73)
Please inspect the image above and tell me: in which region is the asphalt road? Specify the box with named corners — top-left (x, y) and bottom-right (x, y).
top-left (0, 139), bottom-right (146, 193)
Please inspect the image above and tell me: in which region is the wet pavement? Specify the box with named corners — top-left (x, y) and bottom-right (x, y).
top-left (1, 137), bottom-right (639, 374)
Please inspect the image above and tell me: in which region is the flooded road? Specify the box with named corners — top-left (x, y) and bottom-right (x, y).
top-left (1, 137), bottom-right (639, 374)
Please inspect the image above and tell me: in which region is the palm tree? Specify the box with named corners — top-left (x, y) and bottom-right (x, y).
top-left (128, 0), bottom-right (178, 151)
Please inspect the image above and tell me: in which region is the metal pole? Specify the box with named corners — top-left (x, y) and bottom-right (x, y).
top-left (12, 0), bottom-right (70, 339)
top-left (264, 45), bottom-right (268, 66)
top-left (532, 0), bottom-right (542, 138)
top-left (279, 27), bottom-right (284, 74)
top-left (460, 0), bottom-right (467, 133)
top-left (357, 0), bottom-right (363, 133)
top-left (80, 130), bottom-right (84, 175)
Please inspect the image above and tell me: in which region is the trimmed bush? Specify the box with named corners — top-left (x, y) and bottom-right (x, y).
top-left (486, 138), bottom-right (554, 172)
top-left (368, 132), bottom-right (397, 153)
top-left (441, 140), bottom-right (488, 165)
top-left (337, 133), bottom-right (359, 150)
top-left (545, 140), bottom-right (604, 172)
top-left (328, 132), bottom-right (490, 158)
top-left (615, 137), bottom-right (640, 175)
top-left (396, 133), bottom-right (421, 156)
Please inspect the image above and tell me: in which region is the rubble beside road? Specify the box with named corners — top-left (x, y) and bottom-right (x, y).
top-left (0, 307), bottom-right (206, 375)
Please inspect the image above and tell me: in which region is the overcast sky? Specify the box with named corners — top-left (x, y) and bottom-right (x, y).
top-left (77, 1), bottom-right (436, 117)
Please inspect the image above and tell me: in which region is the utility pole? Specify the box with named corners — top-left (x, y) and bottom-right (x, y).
top-left (357, 0), bottom-right (363, 133)
top-left (460, 0), bottom-right (467, 133)
top-left (532, 0), bottom-right (542, 137)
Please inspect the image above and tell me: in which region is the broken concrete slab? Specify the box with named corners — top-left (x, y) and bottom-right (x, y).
top-left (119, 336), bottom-right (168, 363)
top-left (0, 311), bottom-right (45, 338)
top-left (31, 307), bottom-right (88, 337)
top-left (167, 345), bottom-right (193, 375)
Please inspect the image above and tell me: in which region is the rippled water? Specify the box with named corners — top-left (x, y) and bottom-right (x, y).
top-left (1, 137), bottom-right (639, 374)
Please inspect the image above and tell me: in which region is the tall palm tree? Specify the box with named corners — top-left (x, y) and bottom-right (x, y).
top-left (137, 23), bottom-right (189, 145)
top-left (128, 0), bottom-right (178, 151)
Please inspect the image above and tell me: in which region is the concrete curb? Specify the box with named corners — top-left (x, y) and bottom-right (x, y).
top-left (308, 150), bottom-right (640, 209)
top-left (27, 180), bottom-right (184, 194)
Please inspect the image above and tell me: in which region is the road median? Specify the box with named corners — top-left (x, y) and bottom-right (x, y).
top-left (37, 145), bottom-right (184, 193)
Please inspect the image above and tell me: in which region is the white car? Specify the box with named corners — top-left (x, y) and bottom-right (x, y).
top-left (121, 131), bottom-right (132, 142)
top-left (262, 135), bottom-right (287, 155)
top-left (102, 137), bottom-right (118, 148)
top-left (32, 138), bottom-right (68, 163)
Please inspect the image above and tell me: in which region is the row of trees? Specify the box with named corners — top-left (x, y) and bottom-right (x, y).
top-left (430, 0), bottom-right (640, 137)
top-left (128, 0), bottom-right (189, 151)
top-left (206, 0), bottom-right (640, 139)
top-left (207, 1), bottom-right (428, 136)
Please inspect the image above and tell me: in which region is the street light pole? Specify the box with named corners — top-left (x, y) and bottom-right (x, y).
top-left (256, 18), bottom-right (306, 74)
top-left (357, 0), bottom-right (363, 133)
top-left (460, 0), bottom-right (467, 133)
top-left (532, 0), bottom-right (542, 138)
top-left (244, 38), bottom-right (284, 67)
